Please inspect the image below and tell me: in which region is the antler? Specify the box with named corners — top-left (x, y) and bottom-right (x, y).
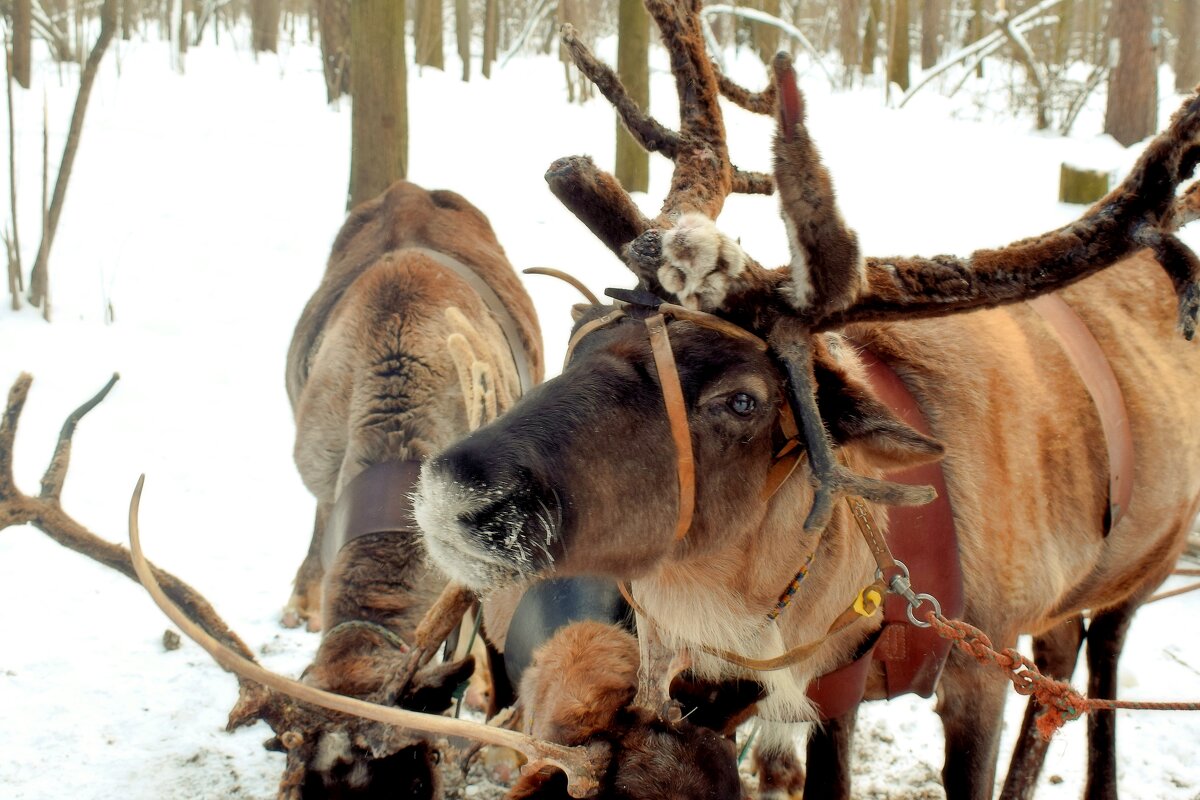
top-left (548, 0), bottom-right (775, 295)
top-left (0, 373), bottom-right (260, 670)
top-left (127, 477), bottom-right (609, 799)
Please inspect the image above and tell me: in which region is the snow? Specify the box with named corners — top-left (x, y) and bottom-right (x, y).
top-left (2, 27), bottom-right (1199, 800)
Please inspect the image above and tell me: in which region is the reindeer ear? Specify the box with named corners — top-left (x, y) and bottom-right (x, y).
top-left (570, 303), bottom-right (590, 323)
top-left (812, 339), bottom-right (943, 472)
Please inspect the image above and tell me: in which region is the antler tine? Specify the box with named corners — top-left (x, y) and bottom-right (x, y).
top-left (770, 52), bottom-right (866, 324)
top-left (560, 24), bottom-right (680, 159)
top-left (714, 62), bottom-right (777, 116)
top-left (127, 477), bottom-right (610, 799)
top-left (551, 0), bottom-right (771, 293)
top-left (772, 326), bottom-right (935, 533)
top-left (813, 92), bottom-right (1200, 336)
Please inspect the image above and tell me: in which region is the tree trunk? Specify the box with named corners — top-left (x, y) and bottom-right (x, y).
top-left (968, 0), bottom-right (984, 77)
top-left (6, 36), bottom-right (23, 309)
top-left (1104, 0), bottom-right (1156, 147)
top-left (614, 0), bottom-right (649, 193)
top-left (348, 0), bottom-right (406, 208)
top-left (838, 0), bottom-right (862, 81)
top-left (482, 0), bottom-right (498, 78)
top-left (751, 0), bottom-right (781, 64)
top-left (13, 0), bottom-right (31, 88)
top-left (888, 0), bottom-right (910, 91)
top-left (415, 0), bottom-right (445, 70)
top-left (456, 0), bottom-right (470, 81)
top-left (252, 0), bottom-right (281, 53)
top-left (862, 0), bottom-right (880, 74)
top-left (1177, 0), bottom-right (1199, 93)
top-left (121, 0), bottom-right (134, 40)
top-left (919, 0), bottom-right (940, 70)
top-left (1054, 0), bottom-right (1075, 65)
top-left (28, 0), bottom-right (118, 319)
top-left (317, 0), bottom-right (350, 102)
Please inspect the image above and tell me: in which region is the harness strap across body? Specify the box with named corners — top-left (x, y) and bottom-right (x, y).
top-left (1027, 293), bottom-right (1134, 532)
top-left (412, 247), bottom-right (536, 394)
top-left (321, 460), bottom-right (423, 571)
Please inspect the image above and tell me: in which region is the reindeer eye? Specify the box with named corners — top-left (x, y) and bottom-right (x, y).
top-left (727, 393), bottom-right (757, 417)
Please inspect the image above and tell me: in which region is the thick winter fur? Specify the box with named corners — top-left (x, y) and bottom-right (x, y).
top-left (505, 621), bottom-right (759, 800)
top-left (283, 180), bottom-right (543, 797)
top-left (417, 250), bottom-right (1200, 799)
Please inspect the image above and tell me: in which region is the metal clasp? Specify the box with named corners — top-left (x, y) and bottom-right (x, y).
top-left (876, 559), bottom-right (943, 629)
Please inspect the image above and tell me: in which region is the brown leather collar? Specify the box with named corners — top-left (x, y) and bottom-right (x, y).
top-left (321, 460), bottom-right (423, 571)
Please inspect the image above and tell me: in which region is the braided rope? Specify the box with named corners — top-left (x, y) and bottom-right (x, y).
top-left (925, 611), bottom-right (1200, 740)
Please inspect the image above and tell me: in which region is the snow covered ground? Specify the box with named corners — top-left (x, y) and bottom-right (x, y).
top-left (1, 26), bottom-right (1199, 800)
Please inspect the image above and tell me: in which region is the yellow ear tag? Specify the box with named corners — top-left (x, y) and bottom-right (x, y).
top-left (854, 587), bottom-right (883, 617)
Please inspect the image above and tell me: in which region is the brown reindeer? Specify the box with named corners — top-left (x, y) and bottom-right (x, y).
top-left (277, 178), bottom-right (544, 797)
top-left (412, 2), bottom-right (1200, 798)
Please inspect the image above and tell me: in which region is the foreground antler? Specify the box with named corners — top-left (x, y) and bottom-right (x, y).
top-left (127, 478), bottom-right (609, 798)
top-left (0, 373), bottom-right (260, 673)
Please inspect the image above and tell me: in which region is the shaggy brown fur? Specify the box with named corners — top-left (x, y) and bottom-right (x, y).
top-left (505, 621), bottom-right (760, 800)
top-left (283, 180), bottom-right (543, 798)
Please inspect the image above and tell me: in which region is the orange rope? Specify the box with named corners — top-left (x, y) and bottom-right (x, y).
top-left (924, 611), bottom-right (1200, 740)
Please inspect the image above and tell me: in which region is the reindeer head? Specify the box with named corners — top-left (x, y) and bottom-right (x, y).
top-left (416, 2), bottom-right (1200, 594)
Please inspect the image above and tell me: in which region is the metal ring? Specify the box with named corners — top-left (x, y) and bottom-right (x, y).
top-left (906, 593), bottom-right (942, 628)
top-left (875, 559), bottom-right (911, 583)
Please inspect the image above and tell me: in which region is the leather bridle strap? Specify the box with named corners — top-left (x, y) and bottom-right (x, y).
top-left (645, 313), bottom-right (696, 541)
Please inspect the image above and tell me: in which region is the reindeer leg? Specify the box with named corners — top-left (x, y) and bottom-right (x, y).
top-left (801, 708), bottom-right (858, 800)
top-left (999, 616), bottom-right (1086, 800)
top-left (283, 502), bottom-right (329, 631)
top-left (1084, 600), bottom-right (1138, 800)
top-left (937, 645), bottom-right (1012, 800)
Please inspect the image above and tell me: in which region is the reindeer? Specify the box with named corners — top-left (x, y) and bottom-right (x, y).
top-left (412, 2), bottom-right (1200, 798)
top-left (275, 178), bottom-right (544, 796)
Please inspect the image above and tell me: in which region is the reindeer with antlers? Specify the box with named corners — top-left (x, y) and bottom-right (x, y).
top-left (412, 1), bottom-right (1200, 798)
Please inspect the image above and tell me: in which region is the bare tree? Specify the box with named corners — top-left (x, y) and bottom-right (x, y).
top-left (615, 0), bottom-right (648, 192)
top-left (5, 36), bottom-right (21, 310)
top-left (1177, 0), bottom-right (1199, 93)
top-left (919, 0), bottom-right (941, 69)
top-left (456, 0), bottom-right (470, 81)
top-left (251, 0), bottom-right (280, 52)
top-left (889, 0), bottom-right (911, 91)
top-left (347, 0), bottom-right (406, 207)
top-left (12, 0), bottom-right (30, 87)
top-left (415, 0), bottom-right (444, 70)
top-left (317, 0), bottom-right (350, 102)
top-left (483, 0), bottom-right (498, 77)
top-left (838, 0), bottom-right (862, 83)
top-left (28, 0), bottom-right (117, 320)
top-left (862, 0), bottom-right (881, 74)
top-left (1104, 0), bottom-right (1157, 147)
